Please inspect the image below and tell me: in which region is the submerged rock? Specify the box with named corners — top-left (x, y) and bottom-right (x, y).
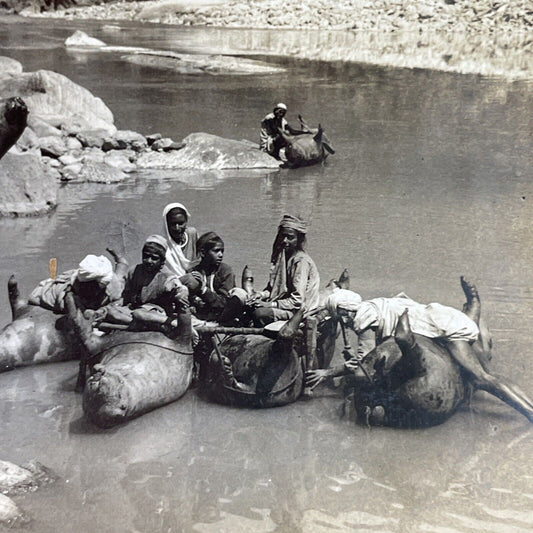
top-left (76, 159), bottom-right (127, 183)
top-left (123, 51), bottom-right (285, 75)
top-left (137, 132), bottom-right (281, 170)
top-left (0, 461), bottom-right (34, 492)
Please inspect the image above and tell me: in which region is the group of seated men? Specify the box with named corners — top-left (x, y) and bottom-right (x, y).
top-left (28, 203), bottom-right (319, 336)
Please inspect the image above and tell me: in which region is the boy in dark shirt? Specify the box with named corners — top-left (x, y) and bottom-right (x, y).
top-left (180, 232), bottom-right (235, 322)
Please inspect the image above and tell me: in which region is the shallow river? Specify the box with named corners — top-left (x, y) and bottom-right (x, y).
top-left (0, 16), bottom-right (532, 533)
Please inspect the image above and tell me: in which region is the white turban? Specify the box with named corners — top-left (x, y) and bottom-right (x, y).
top-left (325, 288), bottom-right (362, 316)
top-left (76, 255), bottom-right (114, 285)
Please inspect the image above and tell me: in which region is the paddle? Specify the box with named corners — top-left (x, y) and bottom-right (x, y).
top-left (49, 258), bottom-right (57, 280)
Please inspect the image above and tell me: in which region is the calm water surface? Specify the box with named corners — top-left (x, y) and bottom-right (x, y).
top-left (0, 16), bottom-right (532, 533)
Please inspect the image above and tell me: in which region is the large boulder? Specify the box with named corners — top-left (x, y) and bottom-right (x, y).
top-left (0, 57), bottom-right (23, 79)
top-left (136, 132), bottom-right (281, 170)
top-left (0, 68), bottom-right (116, 136)
top-left (0, 152), bottom-right (58, 216)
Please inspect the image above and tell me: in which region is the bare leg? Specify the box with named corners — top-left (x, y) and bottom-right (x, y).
top-left (8, 275), bottom-right (27, 321)
top-left (460, 277), bottom-right (492, 371)
top-left (65, 292), bottom-right (103, 392)
top-left (447, 340), bottom-right (533, 422)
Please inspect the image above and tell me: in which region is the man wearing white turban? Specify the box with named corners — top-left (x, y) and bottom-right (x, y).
top-left (29, 252), bottom-right (126, 316)
top-left (308, 278), bottom-right (533, 423)
top-left (259, 103), bottom-right (303, 160)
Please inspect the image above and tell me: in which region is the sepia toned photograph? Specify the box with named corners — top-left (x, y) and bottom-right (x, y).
top-left (0, 1), bottom-right (531, 531)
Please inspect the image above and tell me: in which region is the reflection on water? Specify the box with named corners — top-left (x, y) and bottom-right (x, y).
top-left (0, 15), bottom-right (532, 533)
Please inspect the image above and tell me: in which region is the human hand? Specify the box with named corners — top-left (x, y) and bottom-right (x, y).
top-left (246, 290), bottom-right (269, 306)
top-left (344, 357), bottom-right (361, 373)
top-left (190, 271), bottom-right (206, 292)
top-left (174, 286), bottom-right (190, 308)
top-left (305, 368), bottom-right (332, 390)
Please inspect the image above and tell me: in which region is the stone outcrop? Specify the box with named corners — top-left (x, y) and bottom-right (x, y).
top-left (0, 152), bottom-right (58, 216)
top-left (0, 55), bottom-right (281, 215)
top-left (137, 132), bottom-right (281, 170)
top-left (28, 0), bottom-right (533, 79)
top-left (0, 57), bottom-right (23, 77)
top-left (0, 69), bottom-right (116, 136)
top-left (0, 493), bottom-right (21, 524)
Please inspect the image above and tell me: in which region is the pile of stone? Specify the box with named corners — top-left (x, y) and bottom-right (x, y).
top-left (35, 127), bottom-right (185, 184)
top-left (0, 57), bottom-right (176, 216)
top-left (29, 0), bottom-right (533, 79)
top-left (32, 0), bottom-right (533, 34)
top-left (0, 53), bottom-right (279, 216)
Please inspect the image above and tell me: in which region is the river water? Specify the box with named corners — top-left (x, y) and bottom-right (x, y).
top-left (0, 16), bottom-right (532, 533)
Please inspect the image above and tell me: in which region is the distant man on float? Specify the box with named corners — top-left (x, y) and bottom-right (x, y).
top-left (260, 103), bottom-right (301, 160)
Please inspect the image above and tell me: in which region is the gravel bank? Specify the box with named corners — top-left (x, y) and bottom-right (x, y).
top-left (30, 0), bottom-right (533, 79)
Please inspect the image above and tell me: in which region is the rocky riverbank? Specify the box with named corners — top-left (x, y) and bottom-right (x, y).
top-left (0, 51), bottom-right (279, 216)
top-left (25, 0), bottom-right (533, 79)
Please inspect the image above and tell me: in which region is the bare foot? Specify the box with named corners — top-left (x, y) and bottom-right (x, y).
top-left (460, 276), bottom-right (481, 323)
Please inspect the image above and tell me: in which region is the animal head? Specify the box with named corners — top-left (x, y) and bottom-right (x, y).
top-left (83, 365), bottom-right (131, 428)
top-left (4, 97), bottom-right (28, 125)
top-left (362, 337), bottom-right (403, 380)
top-left (319, 269), bottom-right (350, 308)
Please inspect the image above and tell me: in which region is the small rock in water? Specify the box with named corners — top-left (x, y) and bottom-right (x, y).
top-left (0, 493), bottom-right (22, 523)
top-left (65, 30), bottom-right (106, 48)
top-left (0, 461), bottom-right (34, 492)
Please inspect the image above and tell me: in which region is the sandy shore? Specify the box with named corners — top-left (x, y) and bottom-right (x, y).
top-left (28, 0), bottom-right (533, 79)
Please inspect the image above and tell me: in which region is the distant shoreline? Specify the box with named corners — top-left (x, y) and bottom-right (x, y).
top-left (20, 0), bottom-right (533, 79)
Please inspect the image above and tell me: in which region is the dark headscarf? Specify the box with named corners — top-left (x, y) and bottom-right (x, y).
top-left (270, 214), bottom-right (307, 263)
top-left (197, 231), bottom-right (224, 254)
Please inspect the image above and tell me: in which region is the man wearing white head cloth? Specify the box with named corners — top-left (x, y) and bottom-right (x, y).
top-left (259, 103), bottom-right (303, 160)
top-left (309, 278), bottom-right (533, 423)
top-left (29, 253), bottom-right (126, 316)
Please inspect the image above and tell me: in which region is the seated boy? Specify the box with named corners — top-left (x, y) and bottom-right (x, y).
top-left (106, 234), bottom-right (189, 331)
top-left (180, 231), bottom-right (235, 322)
